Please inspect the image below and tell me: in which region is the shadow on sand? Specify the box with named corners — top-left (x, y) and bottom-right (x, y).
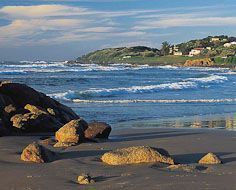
top-left (173, 152), bottom-right (236, 164)
top-left (110, 130), bottom-right (202, 142)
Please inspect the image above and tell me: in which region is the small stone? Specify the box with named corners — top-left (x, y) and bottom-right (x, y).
top-left (53, 142), bottom-right (76, 148)
top-left (77, 174), bottom-right (95, 185)
top-left (101, 146), bottom-right (174, 165)
top-left (198, 153), bottom-right (222, 165)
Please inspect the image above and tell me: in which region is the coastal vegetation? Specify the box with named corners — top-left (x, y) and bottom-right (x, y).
top-left (77, 35), bottom-right (236, 67)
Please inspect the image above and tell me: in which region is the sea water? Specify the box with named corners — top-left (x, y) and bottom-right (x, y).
top-left (1, 61), bottom-right (236, 130)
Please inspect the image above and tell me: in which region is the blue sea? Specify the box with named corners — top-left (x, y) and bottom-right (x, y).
top-left (1, 61), bottom-right (236, 130)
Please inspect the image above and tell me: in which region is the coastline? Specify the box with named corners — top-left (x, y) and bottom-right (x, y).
top-left (70, 60), bottom-right (236, 70)
top-left (0, 127), bottom-right (235, 190)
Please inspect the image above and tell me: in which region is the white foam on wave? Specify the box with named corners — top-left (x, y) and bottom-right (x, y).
top-left (156, 65), bottom-right (179, 69)
top-left (0, 68), bottom-right (80, 73)
top-left (185, 74), bottom-right (228, 83)
top-left (73, 98), bottom-right (236, 104)
top-left (49, 90), bottom-right (76, 101)
top-left (77, 74), bottom-right (227, 97)
top-left (183, 67), bottom-right (229, 72)
top-left (48, 73), bottom-right (228, 100)
top-left (20, 60), bottom-right (47, 64)
top-left (79, 81), bottom-right (197, 97)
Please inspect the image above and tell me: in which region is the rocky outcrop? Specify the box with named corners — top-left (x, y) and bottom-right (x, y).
top-left (101, 146), bottom-right (174, 165)
top-left (54, 119), bottom-right (88, 147)
top-left (184, 58), bottom-right (214, 67)
top-left (0, 82), bottom-right (79, 134)
top-left (21, 142), bottom-right (55, 163)
top-left (198, 153), bottom-right (222, 164)
top-left (84, 122), bottom-right (111, 139)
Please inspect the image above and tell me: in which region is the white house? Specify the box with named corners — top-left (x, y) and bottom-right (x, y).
top-left (210, 37), bottom-right (220, 42)
top-left (224, 42), bottom-right (236, 48)
top-left (174, 51), bottom-right (183, 56)
top-left (189, 48), bottom-right (204, 57)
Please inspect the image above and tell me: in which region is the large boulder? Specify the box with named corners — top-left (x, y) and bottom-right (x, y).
top-left (198, 153), bottom-right (222, 165)
top-left (0, 82), bottom-right (79, 134)
top-left (54, 119), bottom-right (88, 147)
top-left (84, 122), bottom-right (111, 139)
top-left (21, 142), bottom-right (55, 163)
top-left (101, 146), bottom-right (174, 165)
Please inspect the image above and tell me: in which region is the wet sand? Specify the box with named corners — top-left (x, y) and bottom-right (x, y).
top-left (0, 127), bottom-right (235, 190)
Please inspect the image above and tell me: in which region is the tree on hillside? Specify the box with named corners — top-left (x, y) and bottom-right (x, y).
top-left (160, 41), bottom-right (171, 56)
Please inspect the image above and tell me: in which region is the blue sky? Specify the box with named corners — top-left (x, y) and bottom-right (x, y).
top-left (0, 0), bottom-right (236, 61)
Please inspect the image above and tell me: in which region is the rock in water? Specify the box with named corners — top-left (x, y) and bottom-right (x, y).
top-left (101, 146), bottom-right (174, 165)
top-left (77, 174), bottom-right (95, 185)
top-left (198, 153), bottom-right (222, 164)
top-left (0, 82), bottom-right (79, 134)
top-left (54, 119), bottom-right (88, 147)
top-left (84, 122), bottom-right (111, 139)
top-left (21, 142), bottom-right (55, 163)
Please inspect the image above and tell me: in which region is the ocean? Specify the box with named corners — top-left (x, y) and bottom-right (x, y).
top-left (1, 61), bottom-right (236, 130)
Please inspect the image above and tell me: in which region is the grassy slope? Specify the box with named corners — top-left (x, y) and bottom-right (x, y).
top-left (78, 47), bottom-right (201, 65)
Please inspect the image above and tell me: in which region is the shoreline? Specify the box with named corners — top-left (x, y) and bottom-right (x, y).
top-left (70, 60), bottom-right (236, 70)
top-left (113, 112), bottom-right (236, 131)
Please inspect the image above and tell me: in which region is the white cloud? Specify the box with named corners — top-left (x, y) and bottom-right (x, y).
top-left (133, 16), bottom-right (236, 30)
top-left (0, 4), bottom-right (236, 47)
top-left (0, 5), bottom-right (89, 18)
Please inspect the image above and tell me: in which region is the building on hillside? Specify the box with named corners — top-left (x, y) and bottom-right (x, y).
top-left (169, 45), bottom-right (182, 55)
top-left (224, 42), bottom-right (236, 48)
top-left (174, 51), bottom-right (183, 56)
top-left (189, 48), bottom-right (205, 57)
top-left (206, 47), bottom-right (212, 50)
top-left (210, 37), bottom-right (220, 42)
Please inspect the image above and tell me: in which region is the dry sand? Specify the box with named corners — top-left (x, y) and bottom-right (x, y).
top-left (0, 127), bottom-right (235, 190)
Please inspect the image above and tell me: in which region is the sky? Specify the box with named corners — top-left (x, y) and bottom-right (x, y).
top-left (0, 0), bottom-right (236, 61)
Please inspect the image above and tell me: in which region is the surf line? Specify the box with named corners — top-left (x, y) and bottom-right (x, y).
top-left (73, 98), bottom-right (236, 104)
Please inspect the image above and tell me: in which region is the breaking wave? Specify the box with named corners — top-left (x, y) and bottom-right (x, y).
top-left (73, 98), bottom-right (236, 104)
top-left (49, 74), bottom-right (228, 100)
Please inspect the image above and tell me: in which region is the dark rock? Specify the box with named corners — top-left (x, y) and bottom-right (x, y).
top-left (0, 82), bottom-right (79, 134)
top-left (84, 122), bottom-right (111, 139)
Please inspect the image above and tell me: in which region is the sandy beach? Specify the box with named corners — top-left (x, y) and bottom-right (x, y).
top-left (0, 127), bottom-right (235, 190)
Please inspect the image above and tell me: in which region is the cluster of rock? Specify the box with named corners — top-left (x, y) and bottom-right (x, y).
top-left (0, 81), bottom-right (111, 140)
top-left (0, 81), bottom-right (223, 186)
top-left (184, 58), bottom-right (214, 67)
top-left (101, 146), bottom-right (221, 166)
top-left (54, 120), bottom-right (111, 147)
top-left (20, 119), bottom-right (112, 162)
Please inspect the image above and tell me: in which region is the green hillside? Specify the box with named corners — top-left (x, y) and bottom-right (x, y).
top-left (76, 35), bottom-right (236, 66)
